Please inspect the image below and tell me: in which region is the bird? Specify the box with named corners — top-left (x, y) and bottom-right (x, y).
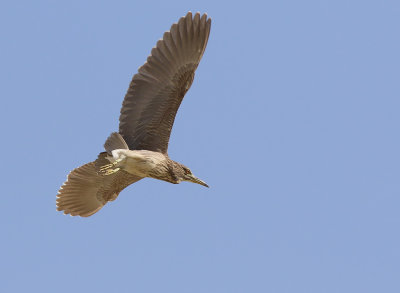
top-left (56, 12), bottom-right (211, 217)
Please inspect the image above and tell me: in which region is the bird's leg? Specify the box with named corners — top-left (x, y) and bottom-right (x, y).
top-left (98, 158), bottom-right (123, 176)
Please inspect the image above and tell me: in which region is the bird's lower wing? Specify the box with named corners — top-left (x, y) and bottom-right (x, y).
top-left (56, 156), bottom-right (142, 217)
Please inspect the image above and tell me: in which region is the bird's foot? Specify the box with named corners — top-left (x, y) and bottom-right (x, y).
top-left (98, 167), bottom-right (120, 176)
top-left (97, 159), bottom-right (122, 176)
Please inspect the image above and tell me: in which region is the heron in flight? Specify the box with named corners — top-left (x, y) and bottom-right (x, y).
top-left (57, 12), bottom-right (211, 217)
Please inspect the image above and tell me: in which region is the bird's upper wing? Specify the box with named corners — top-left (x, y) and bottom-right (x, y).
top-left (119, 12), bottom-right (211, 153)
top-left (57, 155), bottom-right (142, 217)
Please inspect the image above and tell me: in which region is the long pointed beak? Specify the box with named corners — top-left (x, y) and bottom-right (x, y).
top-left (189, 175), bottom-right (209, 188)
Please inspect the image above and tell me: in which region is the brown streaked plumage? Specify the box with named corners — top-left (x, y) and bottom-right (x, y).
top-left (57, 12), bottom-right (211, 217)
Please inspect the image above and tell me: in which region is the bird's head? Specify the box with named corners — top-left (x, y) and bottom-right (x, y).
top-left (179, 164), bottom-right (209, 188)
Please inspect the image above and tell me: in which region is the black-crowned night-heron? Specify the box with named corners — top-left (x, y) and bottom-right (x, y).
top-left (57, 12), bottom-right (211, 217)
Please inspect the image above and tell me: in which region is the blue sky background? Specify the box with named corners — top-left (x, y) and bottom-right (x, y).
top-left (1, 0), bottom-right (400, 292)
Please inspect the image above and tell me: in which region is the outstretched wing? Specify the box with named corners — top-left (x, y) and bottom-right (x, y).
top-left (56, 155), bottom-right (142, 217)
top-left (119, 12), bottom-right (211, 153)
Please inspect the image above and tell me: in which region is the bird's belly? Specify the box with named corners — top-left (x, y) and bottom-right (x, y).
top-left (122, 158), bottom-right (154, 177)
top-left (118, 151), bottom-right (165, 178)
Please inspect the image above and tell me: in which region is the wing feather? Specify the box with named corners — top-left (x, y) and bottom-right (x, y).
top-left (57, 156), bottom-right (142, 217)
top-left (119, 12), bottom-right (211, 153)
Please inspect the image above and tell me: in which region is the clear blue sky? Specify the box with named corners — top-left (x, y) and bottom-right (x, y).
top-left (1, 0), bottom-right (400, 292)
